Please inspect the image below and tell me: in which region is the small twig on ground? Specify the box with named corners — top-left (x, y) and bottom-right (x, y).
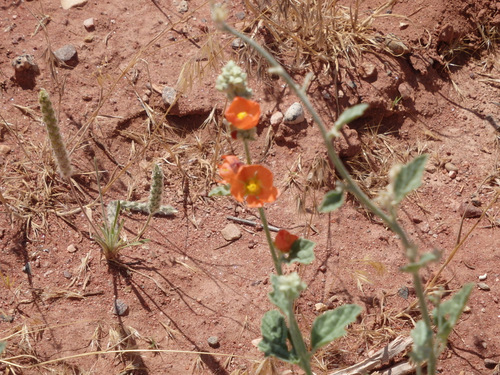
top-left (226, 215), bottom-right (280, 232)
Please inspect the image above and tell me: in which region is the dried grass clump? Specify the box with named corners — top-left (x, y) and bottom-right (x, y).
top-left (240, 0), bottom-right (398, 76)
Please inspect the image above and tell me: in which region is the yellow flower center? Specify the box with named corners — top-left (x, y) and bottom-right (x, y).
top-left (237, 111), bottom-right (248, 120)
top-left (245, 178), bottom-right (261, 195)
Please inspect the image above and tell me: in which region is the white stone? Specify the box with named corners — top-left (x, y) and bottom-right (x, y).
top-left (270, 111), bottom-right (283, 126)
top-left (283, 102), bottom-right (305, 125)
top-left (83, 18), bottom-right (95, 31)
top-left (61, 0), bottom-right (88, 10)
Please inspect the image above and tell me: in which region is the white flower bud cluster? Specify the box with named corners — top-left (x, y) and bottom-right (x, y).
top-left (215, 60), bottom-right (253, 100)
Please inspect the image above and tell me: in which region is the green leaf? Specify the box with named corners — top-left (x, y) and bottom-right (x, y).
top-left (392, 154), bottom-right (428, 204)
top-left (269, 273), bottom-right (307, 313)
top-left (208, 184), bottom-right (231, 197)
top-left (335, 103), bottom-right (369, 128)
top-left (328, 104), bottom-right (369, 138)
top-left (283, 238), bottom-right (315, 265)
top-left (258, 310), bottom-right (299, 363)
top-left (310, 304), bottom-right (361, 353)
top-left (410, 321), bottom-right (433, 365)
top-left (400, 250), bottom-right (440, 273)
top-left (433, 283), bottom-right (474, 345)
top-left (0, 341), bottom-right (6, 355)
top-left (319, 187), bottom-right (344, 213)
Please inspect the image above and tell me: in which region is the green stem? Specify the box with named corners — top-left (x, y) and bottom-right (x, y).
top-left (258, 207), bottom-right (282, 275)
top-left (286, 303), bottom-right (312, 375)
top-left (243, 137), bottom-right (252, 164)
top-left (218, 18), bottom-right (437, 374)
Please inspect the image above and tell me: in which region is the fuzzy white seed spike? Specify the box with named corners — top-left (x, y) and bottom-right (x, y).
top-left (39, 89), bottom-right (73, 178)
top-left (148, 164), bottom-right (164, 215)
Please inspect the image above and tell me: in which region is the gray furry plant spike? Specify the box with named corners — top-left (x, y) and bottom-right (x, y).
top-left (39, 89), bottom-right (72, 178)
top-left (148, 164), bottom-right (163, 215)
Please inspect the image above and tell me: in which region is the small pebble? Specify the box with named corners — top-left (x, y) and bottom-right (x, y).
top-left (60, 0), bottom-right (88, 9)
top-left (448, 170), bottom-right (457, 179)
top-left (67, 244), bottom-right (77, 253)
top-left (207, 336), bottom-right (220, 348)
top-left (444, 162), bottom-right (458, 172)
top-left (221, 224), bottom-right (241, 241)
top-left (315, 303), bottom-right (327, 312)
top-left (177, 0), bottom-right (188, 13)
top-left (162, 86), bottom-right (177, 107)
top-left (479, 273), bottom-right (487, 281)
top-left (463, 305), bottom-right (471, 313)
top-left (283, 102), bottom-right (305, 125)
top-left (0, 145), bottom-right (12, 155)
top-left (83, 17), bottom-right (95, 31)
top-left (458, 202), bottom-right (482, 218)
top-left (112, 299), bottom-right (129, 316)
top-left (54, 45), bottom-right (78, 67)
top-left (318, 265), bottom-right (327, 273)
top-left (484, 359), bottom-right (498, 369)
top-left (84, 34), bottom-right (94, 43)
top-left (477, 282), bottom-right (490, 291)
top-left (63, 270), bottom-right (72, 279)
top-left (270, 111), bottom-right (283, 126)
top-left (231, 38), bottom-right (245, 49)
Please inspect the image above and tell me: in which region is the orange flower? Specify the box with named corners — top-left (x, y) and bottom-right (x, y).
top-left (274, 229), bottom-right (299, 253)
top-left (230, 165), bottom-right (278, 207)
top-left (225, 97), bottom-right (261, 130)
top-left (219, 155), bottom-right (244, 184)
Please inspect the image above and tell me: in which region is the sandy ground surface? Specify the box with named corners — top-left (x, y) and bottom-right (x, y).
top-left (1, 0), bottom-right (499, 374)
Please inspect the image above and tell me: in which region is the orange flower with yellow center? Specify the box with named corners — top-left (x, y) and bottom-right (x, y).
top-left (219, 155), bottom-right (243, 184)
top-left (225, 97), bottom-right (261, 130)
top-left (274, 229), bottom-right (299, 253)
top-left (230, 165), bottom-right (278, 207)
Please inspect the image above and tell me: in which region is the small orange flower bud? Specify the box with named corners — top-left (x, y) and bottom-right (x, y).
top-left (274, 230), bottom-right (299, 253)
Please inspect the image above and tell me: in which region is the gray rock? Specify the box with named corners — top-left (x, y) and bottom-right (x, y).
top-left (61, 0), bottom-right (88, 9)
top-left (83, 18), bottom-right (95, 31)
top-left (283, 102), bottom-right (305, 125)
top-left (459, 202), bottom-right (482, 218)
top-left (444, 162), bottom-right (458, 172)
top-left (360, 62), bottom-right (377, 80)
top-left (398, 82), bottom-right (414, 101)
top-left (11, 54), bottom-right (39, 73)
top-left (207, 336), bottom-right (220, 348)
top-left (485, 359), bottom-right (498, 369)
top-left (162, 86), bottom-right (178, 107)
top-left (270, 111), bottom-right (283, 126)
top-left (112, 299), bottom-right (129, 316)
top-left (221, 224), bottom-right (241, 241)
top-left (177, 0), bottom-right (188, 13)
top-left (63, 270), bottom-right (72, 279)
top-left (231, 38), bottom-right (245, 49)
top-left (54, 45), bottom-right (78, 67)
top-left (477, 282), bottom-right (490, 291)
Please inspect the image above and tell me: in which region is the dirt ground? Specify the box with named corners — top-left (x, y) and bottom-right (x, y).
top-left (1, 0), bottom-right (499, 374)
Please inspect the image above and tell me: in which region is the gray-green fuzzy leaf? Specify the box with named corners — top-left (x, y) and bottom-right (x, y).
top-left (282, 238), bottom-right (315, 265)
top-left (410, 321), bottom-right (433, 364)
top-left (319, 187), bottom-right (345, 213)
top-left (310, 304), bottom-right (361, 353)
top-left (392, 154), bottom-right (428, 204)
top-left (208, 184), bottom-right (231, 196)
top-left (258, 310), bottom-right (298, 363)
top-left (433, 283), bottom-right (474, 344)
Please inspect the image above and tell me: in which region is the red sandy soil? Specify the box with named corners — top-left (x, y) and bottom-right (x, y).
top-left (0, 0), bottom-right (499, 374)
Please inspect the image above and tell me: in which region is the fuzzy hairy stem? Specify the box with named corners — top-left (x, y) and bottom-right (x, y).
top-left (216, 17), bottom-right (437, 374)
